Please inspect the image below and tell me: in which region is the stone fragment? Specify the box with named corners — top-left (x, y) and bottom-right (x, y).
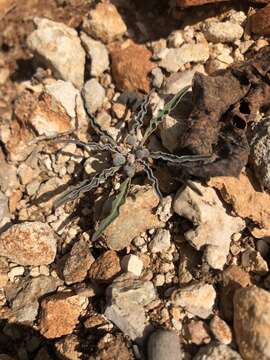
top-left (241, 248), bottom-right (269, 275)
top-left (209, 173), bottom-right (270, 238)
top-left (0, 192), bottom-right (9, 224)
top-left (159, 44), bottom-right (209, 73)
top-left (147, 329), bottom-right (183, 360)
top-left (203, 21), bottom-right (243, 43)
top-left (159, 115), bottom-right (186, 152)
top-left (17, 164), bottom-right (35, 186)
top-left (55, 335), bottom-right (81, 360)
top-left (151, 67), bottom-right (164, 88)
top-left (0, 161), bottom-right (19, 193)
top-left (0, 257), bottom-right (9, 287)
top-left (63, 239), bottom-right (95, 285)
top-left (149, 229), bottom-right (171, 253)
top-left (39, 292), bottom-right (88, 338)
top-left (210, 315), bottom-right (232, 344)
top-left (95, 335), bottom-right (133, 360)
top-left (172, 283), bottom-right (216, 319)
top-left (110, 40), bottom-right (154, 92)
top-left (168, 30), bottom-right (185, 48)
top-left (121, 254), bottom-right (143, 277)
top-left (83, 3), bottom-right (127, 43)
top-left (80, 32), bottom-right (109, 77)
top-left (174, 183), bottom-right (245, 269)
top-left (102, 186), bottom-right (162, 250)
top-left (194, 343), bottom-right (242, 360)
top-left (88, 250), bottom-right (121, 283)
top-left (0, 222), bottom-right (57, 266)
top-left (250, 6), bottom-right (270, 35)
top-left (27, 18), bottom-right (85, 88)
top-left (82, 79), bottom-right (105, 114)
top-left (8, 266), bottom-right (24, 282)
top-left (186, 320), bottom-right (210, 345)
top-left (234, 286), bottom-right (270, 360)
top-left (11, 276), bottom-right (61, 323)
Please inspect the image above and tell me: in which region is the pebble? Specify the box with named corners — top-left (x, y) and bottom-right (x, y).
top-left (8, 266), bottom-right (24, 282)
top-left (17, 163), bottom-right (35, 185)
top-left (147, 329), bottom-right (183, 360)
top-left (172, 283), bottom-right (216, 319)
top-left (241, 248), bottom-right (269, 275)
top-left (149, 229), bottom-right (171, 253)
top-left (151, 67), bottom-right (164, 88)
top-left (0, 192), bottom-right (9, 224)
top-left (159, 43), bottom-right (209, 73)
top-left (210, 315), bottom-right (232, 344)
top-left (83, 2), bottom-right (127, 43)
top-left (121, 254), bottom-right (144, 277)
top-left (154, 274), bottom-right (165, 287)
top-left (186, 319), bottom-right (211, 345)
top-left (88, 250), bottom-right (121, 283)
top-left (27, 17), bottom-right (85, 88)
top-left (168, 30), bottom-right (185, 48)
top-left (80, 32), bottom-right (109, 77)
top-left (39, 292), bottom-right (88, 338)
top-left (82, 79), bottom-right (105, 114)
top-left (194, 343), bottom-right (242, 360)
top-left (203, 21), bottom-right (243, 43)
top-left (0, 160), bottom-right (19, 193)
top-left (0, 222), bottom-right (57, 266)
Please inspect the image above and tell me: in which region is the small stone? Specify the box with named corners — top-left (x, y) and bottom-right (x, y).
top-left (250, 6), bottom-right (270, 35)
top-left (63, 239), bottom-right (95, 285)
top-left (159, 115), bottom-right (186, 152)
top-left (257, 239), bottom-right (269, 258)
top-left (234, 286), bottom-right (270, 360)
top-left (121, 254), bottom-right (143, 277)
top-left (0, 222), bottom-right (57, 266)
top-left (241, 248), bottom-right (269, 275)
top-left (149, 229), bottom-right (171, 253)
top-left (168, 30), bottom-right (184, 48)
top-left (88, 250), bottom-right (121, 283)
top-left (8, 266), bottom-right (24, 282)
top-left (27, 18), bottom-right (85, 88)
top-left (154, 274), bottom-right (165, 287)
top-left (210, 315), bottom-right (232, 344)
top-left (172, 283), bottom-right (216, 319)
top-left (83, 2), bottom-right (127, 43)
top-left (30, 267), bottom-right (40, 277)
top-left (203, 21), bottom-right (243, 43)
top-left (0, 257), bottom-right (9, 287)
top-left (80, 32), bottom-right (109, 77)
top-left (0, 160), bottom-right (19, 193)
top-left (17, 164), bottom-right (34, 185)
top-left (39, 292), bottom-right (88, 338)
top-left (186, 319), bottom-right (210, 345)
top-left (151, 67), bottom-right (164, 88)
top-left (0, 68), bottom-right (10, 85)
top-left (55, 334), bottom-right (81, 360)
top-left (159, 44), bottom-right (209, 73)
top-left (194, 343), bottom-right (242, 360)
top-left (110, 40), bottom-right (154, 92)
top-left (147, 329), bottom-right (183, 360)
top-left (82, 79), bottom-right (105, 114)
top-left (0, 192), bottom-right (9, 224)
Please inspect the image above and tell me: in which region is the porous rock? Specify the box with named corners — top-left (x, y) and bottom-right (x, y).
top-left (203, 21), bottom-right (243, 43)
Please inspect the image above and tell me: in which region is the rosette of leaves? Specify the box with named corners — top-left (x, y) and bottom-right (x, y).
top-left (54, 87), bottom-right (209, 241)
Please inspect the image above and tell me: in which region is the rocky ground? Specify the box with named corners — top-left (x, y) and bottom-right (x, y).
top-left (1, 0), bottom-right (270, 359)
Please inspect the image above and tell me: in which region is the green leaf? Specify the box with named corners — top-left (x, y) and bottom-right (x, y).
top-left (92, 177), bottom-right (131, 241)
top-left (142, 85), bottom-right (191, 144)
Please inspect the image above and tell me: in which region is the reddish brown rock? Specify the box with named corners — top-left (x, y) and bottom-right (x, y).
top-left (0, 222), bottom-right (57, 266)
top-left (39, 292), bottom-right (88, 338)
top-left (88, 250), bottom-right (121, 284)
top-left (250, 6), bottom-right (270, 35)
top-left (186, 320), bottom-right (210, 345)
top-left (110, 40), bottom-right (155, 93)
top-left (210, 315), bottom-right (232, 344)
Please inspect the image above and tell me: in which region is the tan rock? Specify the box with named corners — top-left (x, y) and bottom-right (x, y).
top-left (55, 334), bottom-right (81, 359)
top-left (39, 292), bottom-right (88, 338)
top-left (234, 286), bottom-right (270, 360)
top-left (84, 3), bottom-right (127, 43)
top-left (0, 222), bottom-right (57, 266)
top-left (250, 6), bottom-right (270, 35)
top-left (209, 172), bottom-right (270, 238)
top-left (110, 40), bottom-right (155, 92)
top-left (210, 315), bottom-right (232, 345)
top-left (241, 248), bottom-right (269, 275)
top-left (88, 250), bottom-right (121, 283)
top-left (0, 0), bottom-right (15, 13)
top-left (186, 320), bottom-right (210, 345)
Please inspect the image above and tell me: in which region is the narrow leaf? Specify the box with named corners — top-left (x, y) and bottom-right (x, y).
top-left (92, 177), bottom-right (131, 241)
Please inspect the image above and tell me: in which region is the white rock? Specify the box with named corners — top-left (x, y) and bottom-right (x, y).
top-left (80, 32), bottom-right (109, 77)
top-left (45, 80), bottom-right (78, 118)
top-left (228, 10), bottom-right (247, 25)
top-left (203, 21), bottom-right (243, 43)
top-left (8, 266), bottom-right (25, 282)
top-left (168, 30), bottom-right (184, 48)
top-left (82, 79), bottom-right (105, 114)
top-left (27, 17), bottom-right (85, 88)
top-left (174, 183), bottom-right (245, 269)
top-left (172, 283), bottom-right (216, 319)
top-left (159, 44), bottom-right (209, 73)
top-left (121, 254), bottom-right (143, 277)
top-left (151, 67), bottom-right (164, 88)
top-left (156, 195), bottom-right (173, 223)
top-left (149, 229), bottom-right (171, 253)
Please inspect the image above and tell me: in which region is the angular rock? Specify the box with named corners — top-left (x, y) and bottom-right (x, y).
top-left (241, 248), bottom-right (269, 275)
top-left (83, 2), bottom-right (127, 43)
top-left (174, 182), bottom-right (245, 269)
top-left (0, 161), bottom-right (19, 193)
top-left (250, 6), bottom-right (270, 35)
top-left (234, 286), bottom-right (270, 360)
top-left (55, 335), bottom-right (81, 360)
top-left (82, 79), bottom-right (105, 114)
top-left (203, 21), bottom-right (243, 43)
top-left (39, 292), bottom-right (88, 338)
top-left (186, 319), bottom-right (210, 345)
top-left (121, 254), bottom-right (143, 277)
top-left (27, 18), bottom-right (85, 88)
top-left (149, 229), bottom-right (171, 253)
top-left (0, 192), bottom-right (9, 224)
top-left (102, 186), bottom-right (162, 250)
top-left (210, 315), bottom-right (232, 345)
top-left (80, 32), bottom-right (109, 77)
top-left (172, 283), bottom-right (216, 319)
top-left (95, 335), bottom-right (133, 360)
top-left (209, 172), bottom-right (270, 238)
top-left (0, 256), bottom-right (9, 288)
top-left (194, 343), bottom-right (242, 360)
top-left (159, 44), bottom-right (209, 73)
top-left (63, 239), bottom-right (95, 285)
top-left (110, 40), bottom-right (154, 92)
top-left (0, 222), bottom-right (57, 266)
top-left (151, 67), bottom-right (164, 88)
top-left (147, 329), bottom-right (183, 360)
top-left (88, 250), bottom-right (121, 284)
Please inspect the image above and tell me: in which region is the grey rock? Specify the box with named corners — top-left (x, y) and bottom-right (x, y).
top-left (203, 21), bottom-right (243, 43)
top-left (194, 343), bottom-right (242, 360)
top-left (159, 115), bottom-right (185, 153)
top-left (149, 229), bottom-right (171, 253)
top-left (27, 17), bottom-right (85, 88)
top-left (151, 67), bottom-right (164, 88)
top-left (82, 79), bottom-right (105, 114)
top-left (80, 32), bottom-right (109, 77)
top-left (147, 329), bottom-right (183, 360)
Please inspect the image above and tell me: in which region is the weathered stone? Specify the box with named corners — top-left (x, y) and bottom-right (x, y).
top-left (210, 315), bottom-right (232, 345)
top-left (88, 250), bottom-right (121, 284)
top-left (0, 192), bottom-right (9, 224)
top-left (250, 6), bottom-right (270, 35)
top-left (0, 222), bottom-right (57, 266)
top-left (55, 334), bottom-right (81, 360)
top-left (121, 254), bottom-right (143, 277)
top-left (203, 21), bottom-right (243, 43)
top-left (0, 161), bottom-right (19, 193)
top-left (82, 79), bottom-right (105, 114)
top-left (149, 229), bottom-right (171, 253)
top-left (147, 329), bottom-right (183, 360)
top-left (27, 18), bottom-right (85, 88)
top-left (241, 248), bottom-right (269, 275)
top-left (186, 320), bottom-right (211, 345)
top-left (194, 343), bottom-right (242, 360)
